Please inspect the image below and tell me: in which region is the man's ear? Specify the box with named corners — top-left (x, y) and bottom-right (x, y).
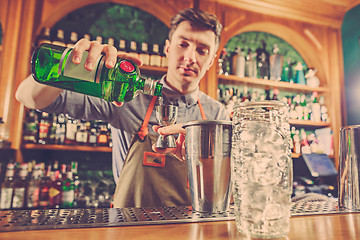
top-left (207, 53), bottom-right (217, 70)
top-left (164, 39), bottom-right (170, 57)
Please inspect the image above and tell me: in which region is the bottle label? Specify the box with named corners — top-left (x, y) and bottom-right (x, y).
top-left (66, 122), bottom-right (77, 140)
top-left (27, 186), bottom-right (40, 208)
top-left (150, 55), bottom-right (161, 67)
top-left (0, 188), bottom-right (13, 209)
top-left (98, 134), bottom-right (108, 144)
top-left (61, 49), bottom-right (104, 84)
top-left (62, 190), bottom-right (75, 203)
top-left (89, 134), bottom-right (97, 144)
top-left (12, 187), bottom-right (25, 208)
top-left (76, 131), bottom-right (88, 143)
top-left (49, 187), bottom-right (61, 199)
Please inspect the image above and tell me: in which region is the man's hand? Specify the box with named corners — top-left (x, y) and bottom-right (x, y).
top-left (72, 38), bottom-right (143, 107)
top-left (152, 123), bottom-right (186, 162)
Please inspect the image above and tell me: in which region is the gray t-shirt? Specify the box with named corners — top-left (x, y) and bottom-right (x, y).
top-left (42, 76), bottom-right (228, 183)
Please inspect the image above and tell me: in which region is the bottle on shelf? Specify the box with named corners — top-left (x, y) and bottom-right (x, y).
top-left (160, 45), bottom-right (168, 68)
top-left (47, 114), bottom-right (58, 144)
top-left (26, 163), bottom-right (41, 209)
top-left (35, 27), bottom-right (52, 46)
top-left (48, 161), bottom-right (62, 208)
top-left (71, 161), bottom-right (80, 207)
top-left (22, 109), bottom-right (39, 144)
top-left (231, 47), bottom-right (245, 78)
top-left (65, 118), bottom-right (78, 145)
top-left (244, 48), bottom-right (257, 78)
top-left (293, 129), bottom-right (301, 154)
top-left (31, 43), bottom-right (163, 102)
top-left (281, 57), bottom-right (295, 83)
top-left (149, 43), bottom-right (162, 67)
top-left (52, 29), bottom-right (66, 47)
top-left (118, 39), bottom-right (127, 52)
top-left (294, 62), bottom-right (306, 85)
top-left (61, 170), bottom-right (75, 208)
top-left (256, 41), bottom-right (270, 80)
top-left (39, 164), bottom-right (51, 208)
top-left (97, 124), bottom-right (110, 146)
top-left (107, 37), bottom-right (115, 47)
top-left (96, 36), bottom-right (103, 44)
top-left (88, 122), bottom-right (98, 146)
top-left (319, 96), bottom-right (329, 122)
top-left (38, 112), bottom-right (51, 144)
top-left (272, 88), bottom-right (279, 100)
top-left (300, 95), bottom-right (309, 121)
top-left (83, 34), bottom-right (91, 41)
top-left (0, 163), bottom-right (15, 209)
top-left (218, 48), bottom-right (230, 76)
top-left (11, 163), bottom-right (29, 209)
top-left (66, 32), bottom-right (78, 48)
top-left (139, 42), bottom-right (150, 66)
top-left (75, 122), bottom-right (88, 145)
top-left (128, 40), bottom-right (139, 58)
top-left (55, 113), bottom-right (66, 145)
top-left (269, 44), bottom-right (283, 81)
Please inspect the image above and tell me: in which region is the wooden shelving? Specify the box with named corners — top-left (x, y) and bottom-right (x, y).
top-left (218, 74), bottom-right (329, 94)
top-left (22, 144), bottom-right (112, 153)
top-left (289, 119), bottom-right (331, 128)
top-left (140, 65), bottom-right (167, 74)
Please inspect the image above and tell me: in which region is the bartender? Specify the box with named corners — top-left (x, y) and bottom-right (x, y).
top-left (15, 8), bottom-right (228, 208)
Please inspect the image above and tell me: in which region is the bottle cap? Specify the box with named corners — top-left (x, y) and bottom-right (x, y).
top-left (120, 60), bottom-right (135, 74)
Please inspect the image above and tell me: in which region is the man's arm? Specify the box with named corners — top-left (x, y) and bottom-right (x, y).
top-left (15, 75), bottom-right (63, 109)
top-left (16, 38), bottom-right (142, 109)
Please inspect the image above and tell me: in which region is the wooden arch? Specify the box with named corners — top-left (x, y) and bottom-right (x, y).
top-left (35, 0), bottom-right (179, 36)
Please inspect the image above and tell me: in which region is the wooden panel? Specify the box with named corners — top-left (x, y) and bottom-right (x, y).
top-left (36, 0), bottom-right (193, 35)
top-left (0, 213), bottom-right (359, 240)
top-left (10, 0), bottom-right (40, 151)
top-left (207, 0), bottom-right (346, 28)
top-left (0, 0), bottom-right (23, 124)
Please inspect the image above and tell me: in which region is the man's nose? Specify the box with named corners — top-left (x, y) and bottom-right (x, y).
top-left (183, 47), bottom-right (196, 64)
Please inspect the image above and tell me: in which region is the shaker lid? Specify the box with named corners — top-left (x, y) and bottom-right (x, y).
top-left (182, 120), bottom-right (232, 129)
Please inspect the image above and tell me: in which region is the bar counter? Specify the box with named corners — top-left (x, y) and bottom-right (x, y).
top-left (0, 212), bottom-right (359, 240)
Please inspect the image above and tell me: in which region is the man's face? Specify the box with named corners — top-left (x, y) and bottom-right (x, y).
top-left (164, 21), bottom-right (217, 93)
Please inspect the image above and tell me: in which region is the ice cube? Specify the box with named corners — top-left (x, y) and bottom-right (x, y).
top-left (263, 203), bottom-right (286, 221)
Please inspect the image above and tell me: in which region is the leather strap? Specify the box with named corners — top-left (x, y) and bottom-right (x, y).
top-left (197, 99), bottom-right (207, 120)
top-left (138, 96), bottom-right (158, 140)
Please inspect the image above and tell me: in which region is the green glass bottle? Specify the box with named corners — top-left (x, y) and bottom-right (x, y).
top-left (31, 43), bottom-right (163, 102)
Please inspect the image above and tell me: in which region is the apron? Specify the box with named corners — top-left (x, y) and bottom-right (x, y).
top-left (113, 96), bottom-right (207, 208)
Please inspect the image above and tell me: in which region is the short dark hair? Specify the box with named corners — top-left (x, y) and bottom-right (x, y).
top-left (169, 8), bottom-right (222, 47)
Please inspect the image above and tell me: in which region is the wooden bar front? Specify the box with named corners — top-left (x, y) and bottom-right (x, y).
top-left (0, 213), bottom-right (359, 240)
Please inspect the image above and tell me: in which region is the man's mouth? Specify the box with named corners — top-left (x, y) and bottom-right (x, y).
top-left (179, 65), bottom-right (196, 76)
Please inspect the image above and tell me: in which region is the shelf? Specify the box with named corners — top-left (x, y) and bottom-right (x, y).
top-left (291, 153), bottom-right (334, 159)
top-left (289, 119), bottom-right (331, 128)
top-left (140, 65), bottom-right (167, 74)
top-left (22, 144), bottom-right (112, 152)
top-left (218, 74), bottom-right (329, 94)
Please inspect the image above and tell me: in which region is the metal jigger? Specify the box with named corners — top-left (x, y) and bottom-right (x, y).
top-left (155, 104), bottom-right (178, 148)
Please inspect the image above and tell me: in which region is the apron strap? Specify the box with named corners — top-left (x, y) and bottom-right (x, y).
top-left (197, 99), bottom-right (207, 120)
top-left (138, 96), bottom-right (158, 140)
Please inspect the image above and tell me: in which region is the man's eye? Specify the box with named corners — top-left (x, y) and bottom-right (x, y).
top-left (198, 49), bottom-right (209, 55)
top-left (180, 42), bottom-right (188, 47)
